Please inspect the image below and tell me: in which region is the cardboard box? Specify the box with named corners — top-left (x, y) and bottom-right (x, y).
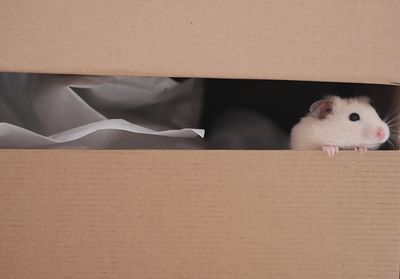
top-left (0, 1), bottom-right (399, 278)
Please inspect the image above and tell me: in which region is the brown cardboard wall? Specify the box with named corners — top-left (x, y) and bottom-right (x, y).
top-left (1, 1), bottom-right (400, 83)
top-left (1, 150), bottom-right (399, 278)
top-left (1, 1), bottom-right (400, 278)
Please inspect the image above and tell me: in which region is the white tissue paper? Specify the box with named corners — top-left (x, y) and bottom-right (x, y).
top-left (0, 73), bottom-right (205, 149)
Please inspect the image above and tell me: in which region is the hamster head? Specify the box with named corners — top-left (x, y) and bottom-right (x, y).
top-left (309, 95), bottom-right (390, 148)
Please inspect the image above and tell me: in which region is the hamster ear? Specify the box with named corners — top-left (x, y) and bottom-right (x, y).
top-left (309, 98), bottom-right (334, 119)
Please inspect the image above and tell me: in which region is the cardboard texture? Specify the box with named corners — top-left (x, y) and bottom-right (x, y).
top-left (0, 1), bottom-right (400, 279)
top-left (1, 1), bottom-right (400, 84)
top-left (0, 150), bottom-right (399, 279)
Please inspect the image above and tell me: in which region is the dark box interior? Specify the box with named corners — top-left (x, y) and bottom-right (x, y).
top-left (1, 73), bottom-right (398, 150)
top-left (202, 79), bottom-right (398, 150)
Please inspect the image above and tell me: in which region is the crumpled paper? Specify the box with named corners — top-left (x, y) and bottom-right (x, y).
top-left (0, 73), bottom-right (204, 149)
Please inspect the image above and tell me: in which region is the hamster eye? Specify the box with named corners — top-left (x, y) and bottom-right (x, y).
top-left (349, 113), bottom-right (360, 121)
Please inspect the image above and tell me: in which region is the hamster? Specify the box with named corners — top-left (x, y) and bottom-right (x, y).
top-left (290, 95), bottom-right (390, 156)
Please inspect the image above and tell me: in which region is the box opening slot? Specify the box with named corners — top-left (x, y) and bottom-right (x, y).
top-left (0, 73), bottom-right (398, 150)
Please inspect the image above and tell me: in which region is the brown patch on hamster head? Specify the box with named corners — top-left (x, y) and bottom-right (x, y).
top-left (309, 95), bottom-right (371, 119)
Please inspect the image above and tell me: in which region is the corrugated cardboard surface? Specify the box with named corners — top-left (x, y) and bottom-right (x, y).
top-left (1, 150), bottom-right (399, 278)
top-left (1, 1), bottom-right (400, 84)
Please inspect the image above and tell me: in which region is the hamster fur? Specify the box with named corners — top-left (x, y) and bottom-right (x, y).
top-left (290, 95), bottom-right (389, 156)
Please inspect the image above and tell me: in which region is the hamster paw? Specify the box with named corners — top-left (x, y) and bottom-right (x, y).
top-left (354, 146), bottom-right (368, 152)
top-left (322, 145), bottom-right (339, 157)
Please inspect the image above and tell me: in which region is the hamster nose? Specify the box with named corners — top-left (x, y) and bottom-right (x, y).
top-left (376, 127), bottom-right (385, 140)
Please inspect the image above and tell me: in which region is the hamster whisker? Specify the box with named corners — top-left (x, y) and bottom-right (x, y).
top-left (389, 133), bottom-right (400, 139)
top-left (389, 131), bottom-right (400, 137)
top-left (385, 116), bottom-right (400, 126)
top-left (385, 119), bottom-right (400, 125)
top-left (383, 110), bottom-right (400, 123)
top-left (387, 121), bottom-right (400, 129)
top-left (385, 138), bottom-right (393, 150)
top-left (388, 140), bottom-right (394, 150)
top-left (384, 111), bottom-right (399, 121)
top-left (389, 133), bottom-right (400, 140)
top-left (389, 131), bottom-right (399, 138)
top-left (383, 103), bottom-right (400, 122)
top-left (387, 137), bottom-right (398, 150)
top-left (388, 128), bottom-right (399, 138)
top-left (392, 139), bottom-right (399, 150)
top-left (389, 129), bottom-right (399, 136)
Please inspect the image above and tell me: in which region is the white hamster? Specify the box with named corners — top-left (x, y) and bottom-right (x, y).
top-left (290, 95), bottom-right (390, 156)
